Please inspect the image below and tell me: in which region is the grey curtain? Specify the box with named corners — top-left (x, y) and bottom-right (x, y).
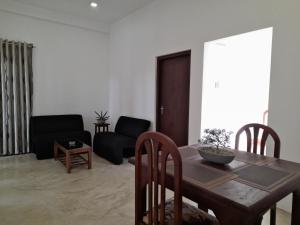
top-left (0, 39), bottom-right (33, 156)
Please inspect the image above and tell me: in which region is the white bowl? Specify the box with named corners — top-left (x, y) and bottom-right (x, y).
top-left (198, 146), bottom-right (235, 164)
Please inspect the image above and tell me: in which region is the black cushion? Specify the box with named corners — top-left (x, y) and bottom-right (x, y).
top-left (94, 132), bottom-right (136, 164)
top-left (93, 132), bottom-right (136, 149)
top-left (115, 116), bottom-right (151, 138)
top-left (30, 114), bottom-right (83, 134)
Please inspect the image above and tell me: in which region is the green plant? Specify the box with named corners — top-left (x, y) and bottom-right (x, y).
top-left (94, 111), bottom-right (109, 124)
top-left (200, 128), bottom-right (233, 149)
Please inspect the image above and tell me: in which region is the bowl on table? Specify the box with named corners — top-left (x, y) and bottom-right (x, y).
top-left (197, 145), bottom-right (235, 164)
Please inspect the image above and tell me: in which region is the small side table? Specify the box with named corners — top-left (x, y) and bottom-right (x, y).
top-left (94, 123), bottom-right (110, 134)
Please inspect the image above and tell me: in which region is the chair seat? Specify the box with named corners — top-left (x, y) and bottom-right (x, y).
top-left (143, 199), bottom-right (219, 225)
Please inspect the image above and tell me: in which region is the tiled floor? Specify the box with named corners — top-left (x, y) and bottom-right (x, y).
top-left (262, 210), bottom-right (291, 225)
top-left (0, 154), bottom-right (291, 225)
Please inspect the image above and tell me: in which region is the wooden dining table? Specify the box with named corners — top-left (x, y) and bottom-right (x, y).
top-left (130, 144), bottom-right (300, 225)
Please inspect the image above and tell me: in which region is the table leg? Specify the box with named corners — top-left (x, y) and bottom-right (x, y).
top-left (54, 143), bottom-right (58, 160)
top-left (66, 152), bottom-right (71, 173)
top-left (270, 204), bottom-right (276, 225)
top-left (291, 188), bottom-right (300, 225)
top-left (88, 150), bottom-right (92, 169)
top-left (255, 216), bottom-right (263, 225)
top-left (214, 208), bottom-right (259, 225)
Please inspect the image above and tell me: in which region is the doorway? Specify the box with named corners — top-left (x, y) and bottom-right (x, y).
top-left (201, 28), bottom-right (273, 148)
top-left (156, 50), bottom-right (191, 146)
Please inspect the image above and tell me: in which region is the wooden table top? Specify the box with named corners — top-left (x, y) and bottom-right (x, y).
top-left (130, 144), bottom-right (300, 214)
top-left (171, 145), bottom-right (300, 213)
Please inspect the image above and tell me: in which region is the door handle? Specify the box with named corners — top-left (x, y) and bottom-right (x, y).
top-left (160, 106), bottom-right (164, 115)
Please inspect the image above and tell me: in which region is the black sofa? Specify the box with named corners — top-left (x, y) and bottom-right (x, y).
top-left (93, 116), bottom-right (150, 165)
top-left (30, 114), bottom-right (91, 160)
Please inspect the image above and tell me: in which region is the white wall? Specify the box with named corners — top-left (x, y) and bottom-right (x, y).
top-left (0, 10), bottom-right (109, 133)
top-left (109, 0), bottom-right (300, 212)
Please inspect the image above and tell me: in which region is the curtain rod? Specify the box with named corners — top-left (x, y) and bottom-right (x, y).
top-left (1, 41), bottom-right (35, 48)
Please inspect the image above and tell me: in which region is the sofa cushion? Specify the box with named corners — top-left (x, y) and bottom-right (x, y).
top-left (94, 132), bottom-right (136, 150)
top-left (143, 199), bottom-right (219, 225)
top-left (93, 132), bottom-right (136, 164)
top-left (30, 114), bottom-right (84, 135)
top-left (115, 116), bottom-right (150, 139)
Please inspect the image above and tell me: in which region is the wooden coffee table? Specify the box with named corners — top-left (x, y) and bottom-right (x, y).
top-left (54, 139), bottom-right (92, 173)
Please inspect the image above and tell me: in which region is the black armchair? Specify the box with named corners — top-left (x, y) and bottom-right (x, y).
top-left (93, 116), bottom-right (150, 164)
top-left (30, 114), bottom-right (91, 160)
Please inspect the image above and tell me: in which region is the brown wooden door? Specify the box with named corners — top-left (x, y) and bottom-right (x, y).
top-left (156, 50), bottom-right (191, 146)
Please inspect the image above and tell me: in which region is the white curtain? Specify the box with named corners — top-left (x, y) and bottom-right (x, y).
top-left (0, 39), bottom-right (33, 156)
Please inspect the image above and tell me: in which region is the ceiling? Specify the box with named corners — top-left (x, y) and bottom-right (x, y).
top-left (9, 0), bottom-right (154, 24)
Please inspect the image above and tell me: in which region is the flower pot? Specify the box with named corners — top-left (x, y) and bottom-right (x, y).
top-left (197, 145), bottom-right (235, 164)
top-left (97, 119), bottom-right (106, 125)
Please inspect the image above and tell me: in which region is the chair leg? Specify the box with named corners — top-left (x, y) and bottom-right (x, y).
top-left (270, 204), bottom-right (276, 225)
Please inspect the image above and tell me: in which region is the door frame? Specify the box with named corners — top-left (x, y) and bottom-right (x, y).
top-left (155, 49), bottom-right (191, 141)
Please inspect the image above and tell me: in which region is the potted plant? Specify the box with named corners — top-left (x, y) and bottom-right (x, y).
top-left (198, 128), bottom-right (235, 164)
top-left (200, 128), bottom-right (233, 149)
top-left (95, 111), bottom-right (109, 125)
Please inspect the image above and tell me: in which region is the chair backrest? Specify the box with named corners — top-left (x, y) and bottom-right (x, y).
top-left (115, 116), bottom-right (151, 139)
top-left (135, 131), bottom-right (182, 225)
top-left (235, 123), bottom-right (281, 158)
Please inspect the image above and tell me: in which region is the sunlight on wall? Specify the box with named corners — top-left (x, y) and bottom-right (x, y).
top-left (201, 27), bottom-right (273, 148)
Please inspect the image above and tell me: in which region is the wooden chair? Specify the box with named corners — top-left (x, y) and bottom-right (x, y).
top-left (235, 123), bottom-right (281, 225)
top-left (135, 131), bottom-right (219, 225)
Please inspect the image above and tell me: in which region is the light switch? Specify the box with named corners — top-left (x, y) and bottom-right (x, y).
top-left (215, 81), bottom-right (220, 88)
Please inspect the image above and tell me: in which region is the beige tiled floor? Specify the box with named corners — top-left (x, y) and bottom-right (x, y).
top-left (0, 154), bottom-right (291, 225)
top-left (262, 210), bottom-right (291, 225)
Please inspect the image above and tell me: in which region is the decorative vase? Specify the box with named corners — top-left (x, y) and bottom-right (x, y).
top-left (197, 145), bottom-right (235, 164)
top-left (97, 119), bottom-right (106, 124)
